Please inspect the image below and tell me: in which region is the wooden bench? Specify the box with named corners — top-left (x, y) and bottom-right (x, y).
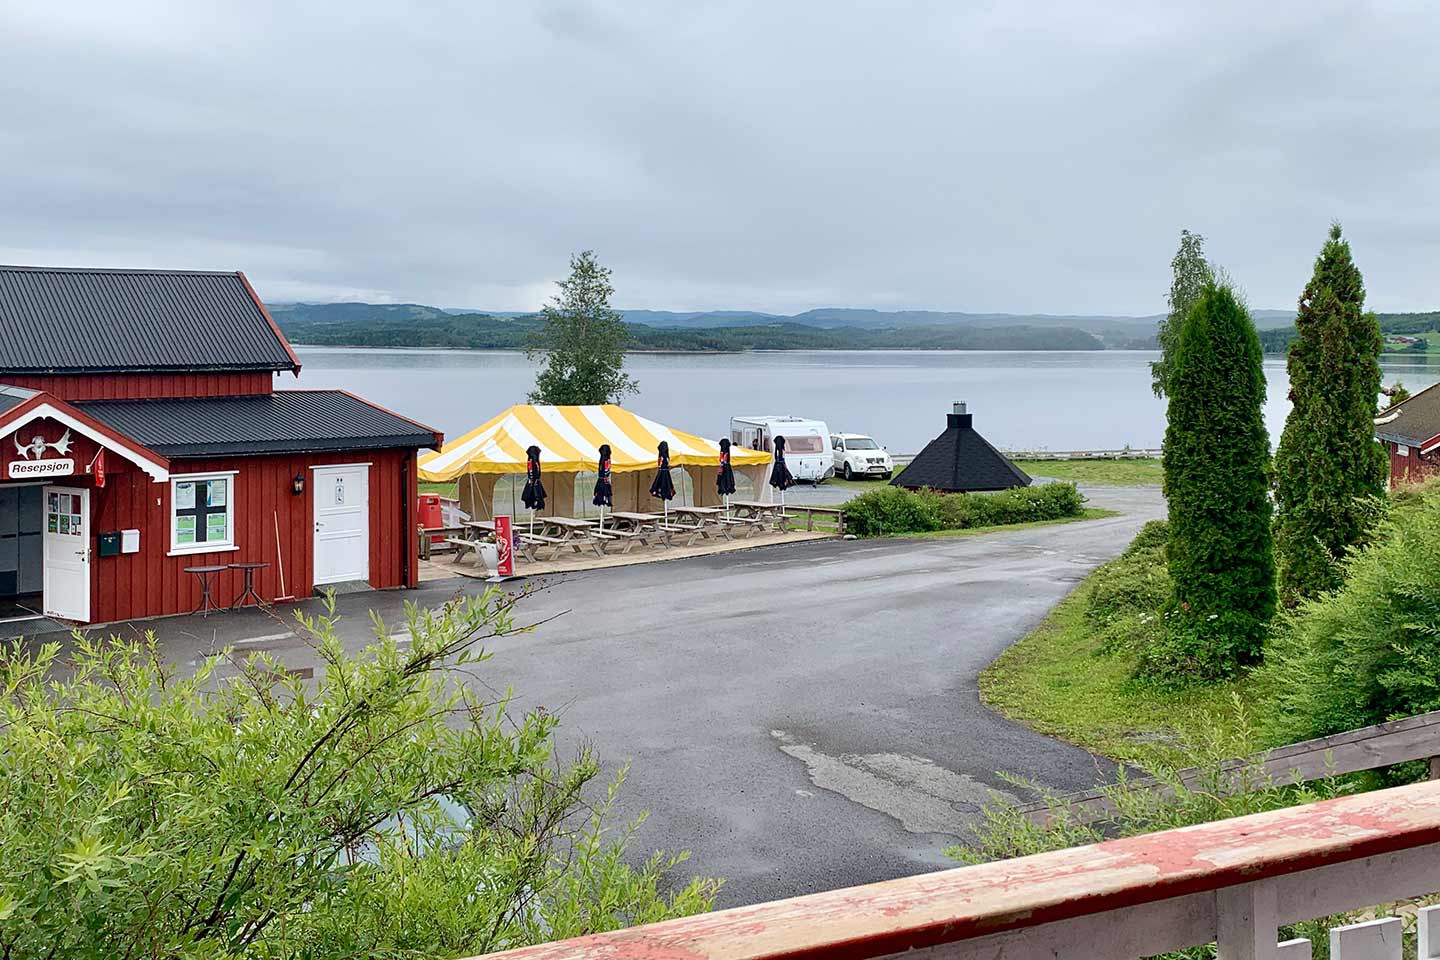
top-left (658, 522), bottom-right (706, 547)
top-left (719, 516), bottom-right (765, 538)
top-left (444, 537), bottom-right (481, 565)
top-left (595, 528), bottom-right (645, 554)
top-left (518, 533), bottom-right (570, 562)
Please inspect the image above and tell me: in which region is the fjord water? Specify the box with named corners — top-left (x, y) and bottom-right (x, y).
top-left (291, 347), bottom-right (1440, 455)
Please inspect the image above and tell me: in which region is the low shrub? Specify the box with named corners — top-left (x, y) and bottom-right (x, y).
top-left (949, 703), bottom-right (1346, 865)
top-left (843, 482), bottom-right (1084, 536)
top-left (1083, 520), bottom-right (1169, 655)
top-left (1262, 487), bottom-right (1440, 745)
top-left (0, 594), bottom-right (716, 958)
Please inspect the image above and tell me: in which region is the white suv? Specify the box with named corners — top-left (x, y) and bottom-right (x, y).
top-left (830, 433), bottom-right (894, 480)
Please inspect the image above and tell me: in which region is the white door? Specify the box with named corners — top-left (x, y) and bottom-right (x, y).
top-left (313, 465), bottom-right (369, 585)
top-left (43, 485), bottom-right (89, 621)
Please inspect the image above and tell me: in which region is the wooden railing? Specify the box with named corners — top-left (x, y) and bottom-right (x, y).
top-left (1020, 707), bottom-right (1440, 826)
top-left (467, 781), bottom-right (1440, 960)
top-left (780, 504), bottom-right (846, 535)
top-left (999, 447), bottom-right (1164, 461)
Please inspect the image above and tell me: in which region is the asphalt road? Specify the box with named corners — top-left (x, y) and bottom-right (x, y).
top-left (46, 482), bottom-right (1165, 908)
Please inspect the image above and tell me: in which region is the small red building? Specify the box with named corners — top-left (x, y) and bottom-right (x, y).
top-left (0, 266), bottom-right (442, 625)
top-left (1375, 381), bottom-right (1440, 488)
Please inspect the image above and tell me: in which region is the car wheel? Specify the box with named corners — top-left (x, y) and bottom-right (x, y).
top-left (842, 463), bottom-right (853, 481)
top-left (882, 471), bottom-right (892, 480)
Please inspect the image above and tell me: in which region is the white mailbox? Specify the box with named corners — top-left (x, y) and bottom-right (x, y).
top-left (120, 529), bottom-right (140, 554)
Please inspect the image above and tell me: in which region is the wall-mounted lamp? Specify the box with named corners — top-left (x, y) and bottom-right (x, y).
top-left (292, 472), bottom-right (306, 496)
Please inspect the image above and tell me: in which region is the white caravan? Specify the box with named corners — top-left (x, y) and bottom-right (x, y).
top-left (730, 415), bottom-right (833, 483)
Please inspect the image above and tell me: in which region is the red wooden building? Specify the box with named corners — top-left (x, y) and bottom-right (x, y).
top-left (1375, 381), bottom-right (1440, 488)
top-left (0, 266), bottom-right (442, 626)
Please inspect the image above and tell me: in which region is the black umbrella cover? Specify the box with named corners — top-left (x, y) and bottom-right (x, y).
top-left (717, 438), bottom-right (737, 496)
top-left (649, 440), bottom-right (676, 501)
top-left (521, 445), bottom-right (548, 510)
top-left (592, 444), bottom-right (614, 507)
top-left (769, 435), bottom-right (795, 490)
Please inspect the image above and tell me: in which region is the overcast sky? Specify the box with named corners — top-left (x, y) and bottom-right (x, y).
top-left (2, 2), bottom-right (1437, 315)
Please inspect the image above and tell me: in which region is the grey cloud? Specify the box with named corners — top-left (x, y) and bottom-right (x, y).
top-left (1, 1), bottom-right (1437, 313)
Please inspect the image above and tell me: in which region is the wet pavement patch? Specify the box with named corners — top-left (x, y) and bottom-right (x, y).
top-left (771, 729), bottom-right (1017, 836)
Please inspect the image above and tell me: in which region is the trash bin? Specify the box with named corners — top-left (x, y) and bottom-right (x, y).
top-left (417, 494), bottom-right (445, 544)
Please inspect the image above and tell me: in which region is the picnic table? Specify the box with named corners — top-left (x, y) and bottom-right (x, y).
top-left (593, 511), bottom-right (667, 552)
top-left (728, 499), bottom-right (790, 530)
top-left (666, 505), bottom-right (731, 542)
top-left (537, 515), bottom-right (606, 558)
top-left (442, 519), bottom-right (499, 567)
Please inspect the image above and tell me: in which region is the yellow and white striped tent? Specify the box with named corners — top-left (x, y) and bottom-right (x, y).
top-left (418, 404), bottom-right (773, 519)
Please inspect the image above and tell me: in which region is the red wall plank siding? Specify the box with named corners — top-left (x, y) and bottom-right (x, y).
top-left (0, 371), bottom-right (276, 401)
top-left (1389, 441), bottom-right (1440, 488)
top-left (85, 447), bottom-right (419, 624)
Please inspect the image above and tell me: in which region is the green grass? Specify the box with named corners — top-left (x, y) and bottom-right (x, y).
top-left (879, 507), bottom-right (1118, 539)
top-left (1011, 458), bottom-right (1163, 486)
top-left (980, 565), bottom-right (1258, 769)
top-left (419, 480), bottom-right (459, 497)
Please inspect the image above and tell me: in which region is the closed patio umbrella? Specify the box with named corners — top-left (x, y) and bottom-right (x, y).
top-left (649, 440), bottom-right (676, 522)
top-left (521, 445), bottom-right (546, 534)
top-left (592, 444), bottom-right (613, 530)
top-left (717, 437), bottom-right (736, 515)
top-left (770, 434), bottom-right (795, 513)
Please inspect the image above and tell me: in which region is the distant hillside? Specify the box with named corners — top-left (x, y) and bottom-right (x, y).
top-left (1254, 312), bottom-right (1440, 355)
top-left (270, 302), bottom-right (1104, 352)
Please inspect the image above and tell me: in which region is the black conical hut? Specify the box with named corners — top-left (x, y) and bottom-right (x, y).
top-left (890, 402), bottom-right (1031, 492)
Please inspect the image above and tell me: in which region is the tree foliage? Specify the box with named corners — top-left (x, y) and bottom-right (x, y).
top-left (529, 251), bottom-right (638, 405)
top-left (1151, 230), bottom-right (1214, 398)
top-left (0, 593), bottom-right (715, 959)
top-left (1152, 281), bottom-right (1275, 683)
top-left (1273, 224), bottom-right (1386, 604)
top-left (1263, 487), bottom-right (1440, 745)
top-left (1383, 381), bottom-right (1411, 409)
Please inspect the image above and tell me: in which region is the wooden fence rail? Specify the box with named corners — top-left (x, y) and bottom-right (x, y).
top-left (1019, 708), bottom-right (1440, 826)
top-left (465, 781), bottom-right (1440, 960)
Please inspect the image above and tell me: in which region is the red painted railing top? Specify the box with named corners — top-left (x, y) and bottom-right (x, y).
top-left (468, 780), bottom-right (1440, 960)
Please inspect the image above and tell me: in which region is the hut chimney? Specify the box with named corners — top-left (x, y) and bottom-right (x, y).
top-left (948, 400), bottom-right (973, 429)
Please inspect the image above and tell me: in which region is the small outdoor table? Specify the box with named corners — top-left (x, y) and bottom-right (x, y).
top-left (184, 564), bottom-right (231, 618)
top-left (228, 561), bottom-right (271, 610)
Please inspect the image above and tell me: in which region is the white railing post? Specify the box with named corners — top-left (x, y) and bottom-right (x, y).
top-left (1420, 904), bottom-right (1440, 960)
top-left (1217, 881), bottom-right (1279, 960)
top-left (1329, 917), bottom-right (1402, 960)
top-left (1277, 939), bottom-right (1312, 960)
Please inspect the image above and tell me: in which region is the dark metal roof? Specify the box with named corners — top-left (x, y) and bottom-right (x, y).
top-left (0, 383), bottom-right (39, 417)
top-left (1375, 381), bottom-right (1440, 448)
top-left (891, 411), bottom-right (1031, 493)
top-left (0, 266), bottom-right (299, 374)
top-left (76, 391), bottom-right (440, 457)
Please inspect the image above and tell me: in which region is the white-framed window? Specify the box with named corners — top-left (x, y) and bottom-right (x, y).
top-left (169, 470), bottom-right (239, 556)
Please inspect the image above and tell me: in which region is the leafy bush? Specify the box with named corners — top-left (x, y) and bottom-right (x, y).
top-left (1263, 487), bottom-right (1440, 745)
top-left (843, 482), bottom-right (1084, 536)
top-left (950, 703), bottom-right (1346, 865)
top-left (0, 593), bottom-right (716, 959)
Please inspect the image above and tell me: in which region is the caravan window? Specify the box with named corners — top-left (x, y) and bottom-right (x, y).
top-left (784, 434), bottom-right (824, 454)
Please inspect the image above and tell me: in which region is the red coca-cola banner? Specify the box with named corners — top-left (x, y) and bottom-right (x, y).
top-left (494, 515), bottom-right (513, 577)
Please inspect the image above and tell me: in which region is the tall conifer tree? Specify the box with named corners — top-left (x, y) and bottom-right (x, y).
top-left (1156, 281), bottom-right (1275, 681)
top-left (1273, 225), bottom-right (1385, 603)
